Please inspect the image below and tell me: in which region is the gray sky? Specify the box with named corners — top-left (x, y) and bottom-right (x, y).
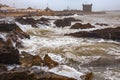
top-left (0, 0), bottom-right (120, 11)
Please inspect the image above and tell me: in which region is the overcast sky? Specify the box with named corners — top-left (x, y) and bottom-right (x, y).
top-left (0, 0), bottom-right (120, 11)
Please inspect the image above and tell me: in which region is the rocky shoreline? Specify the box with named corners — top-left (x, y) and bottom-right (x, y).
top-left (0, 21), bottom-right (92, 80)
top-left (65, 27), bottom-right (120, 41)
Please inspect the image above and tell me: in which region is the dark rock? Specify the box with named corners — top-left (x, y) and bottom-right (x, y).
top-left (54, 19), bottom-right (71, 27)
top-left (36, 72), bottom-right (76, 80)
top-left (15, 40), bottom-right (24, 48)
top-left (0, 71), bottom-right (36, 80)
top-left (54, 17), bottom-right (82, 27)
top-left (39, 17), bottom-right (49, 22)
top-left (14, 26), bottom-right (30, 39)
top-left (16, 17), bottom-right (50, 27)
top-left (0, 64), bottom-right (7, 72)
top-left (7, 26), bottom-right (30, 42)
top-left (0, 23), bottom-right (17, 32)
top-left (5, 38), bottom-right (14, 48)
top-left (0, 38), bottom-right (20, 65)
top-left (64, 17), bottom-right (82, 22)
top-left (16, 17), bottom-right (38, 27)
top-left (71, 23), bottom-right (83, 29)
top-left (0, 22), bottom-right (30, 41)
top-left (0, 71), bottom-right (76, 80)
top-left (95, 23), bottom-right (108, 26)
top-left (32, 55), bottom-right (43, 66)
top-left (37, 17), bottom-right (50, 26)
top-left (54, 17), bottom-right (81, 27)
top-left (43, 54), bottom-right (59, 69)
top-left (20, 51), bottom-right (34, 67)
top-left (71, 23), bottom-right (95, 29)
top-left (0, 47), bottom-right (20, 64)
top-left (65, 27), bottom-right (120, 41)
top-left (81, 72), bottom-right (93, 80)
top-left (0, 40), bottom-right (5, 49)
top-left (82, 23), bottom-right (95, 29)
top-left (20, 52), bottom-right (43, 67)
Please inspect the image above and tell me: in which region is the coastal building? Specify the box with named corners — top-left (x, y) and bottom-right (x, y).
top-left (82, 4), bottom-right (92, 12)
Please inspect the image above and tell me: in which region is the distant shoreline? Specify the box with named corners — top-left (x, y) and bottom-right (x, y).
top-left (0, 11), bottom-right (106, 17)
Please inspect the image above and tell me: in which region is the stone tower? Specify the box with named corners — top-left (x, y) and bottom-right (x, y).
top-left (82, 4), bottom-right (92, 12)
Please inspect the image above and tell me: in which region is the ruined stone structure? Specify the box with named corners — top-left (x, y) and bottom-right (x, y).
top-left (83, 4), bottom-right (92, 12)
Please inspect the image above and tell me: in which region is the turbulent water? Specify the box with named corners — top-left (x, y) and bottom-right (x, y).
top-left (15, 11), bottom-right (120, 80)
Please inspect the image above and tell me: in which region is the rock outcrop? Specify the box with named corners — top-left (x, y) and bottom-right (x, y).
top-left (16, 17), bottom-right (50, 27)
top-left (0, 23), bottom-right (17, 32)
top-left (0, 39), bottom-right (20, 64)
top-left (81, 72), bottom-right (93, 80)
top-left (95, 23), bottom-right (108, 26)
top-left (71, 23), bottom-right (95, 29)
top-left (43, 54), bottom-right (59, 68)
top-left (54, 17), bottom-right (82, 27)
top-left (20, 52), bottom-right (58, 68)
top-left (54, 19), bottom-right (70, 27)
top-left (0, 64), bottom-right (7, 72)
top-left (65, 27), bottom-right (120, 41)
top-left (20, 51), bottom-right (43, 67)
top-left (0, 71), bottom-right (76, 80)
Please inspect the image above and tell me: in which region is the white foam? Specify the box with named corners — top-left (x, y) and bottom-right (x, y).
top-left (47, 53), bottom-right (65, 63)
top-left (49, 65), bottom-right (83, 80)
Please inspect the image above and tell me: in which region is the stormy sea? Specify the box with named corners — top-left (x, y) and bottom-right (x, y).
top-left (0, 11), bottom-right (120, 80)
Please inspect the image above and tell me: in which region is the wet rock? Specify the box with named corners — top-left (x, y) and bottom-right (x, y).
top-left (71, 23), bottom-right (95, 29)
top-left (36, 72), bottom-right (76, 80)
top-left (20, 52), bottom-right (43, 67)
top-left (0, 71), bottom-right (36, 80)
top-left (14, 26), bottom-right (30, 39)
top-left (95, 23), bottom-right (108, 26)
top-left (15, 40), bottom-right (24, 48)
top-left (20, 51), bottom-right (34, 67)
top-left (37, 17), bottom-right (50, 26)
top-left (0, 70), bottom-right (76, 80)
top-left (32, 55), bottom-right (43, 66)
top-left (16, 17), bottom-right (50, 27)
top-left (5, 38), bottom-right (14, 48)
top-left (65, 27), bottom-right (120, 41)
top-left (82, 23), bottom-right (95, 29)
top-left (0, 45), bottom-right (20, 64)
top-left (6, 25), bottom-right (30, 43)
top-left (16, 17), bottom-right (38, 27)
top-left (64, 17), bottom-right (82, 22)
top-left (54, 19), bottom-right (70, 27)
top-left (43, 54), bottom-right (59, 68)
top-left (0, 39), bottom-right (5, 49)
top-left (0, 22), bottom-right (30, 41)
top-left (81, 72), bottom-right (93, 80)
top-left (54, 17), bottom-right (82, 27)
top-left (0, 64), bottom-right (7, 72)
top-left (71, 23), bottom-right (83, 29)
top-left (54, 17), bottom-right (79, 27)
top-left (0, 23), bottom-right (17, 32)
